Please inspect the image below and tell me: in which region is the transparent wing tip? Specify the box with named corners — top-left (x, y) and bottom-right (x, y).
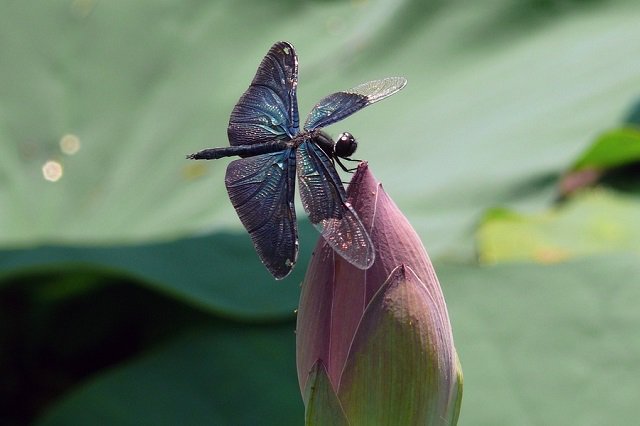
top-left (350, 248), bottom-right (375, 270)
top-left (316, 218), bottom-right (376, 271)
top-left (348, 76), bottom-right (408, 102)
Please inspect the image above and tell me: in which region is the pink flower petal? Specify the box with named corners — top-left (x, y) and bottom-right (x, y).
top-left (337, 264), bottom-right (462, 424)
top-left (297, 163), bottom-right (457, 397)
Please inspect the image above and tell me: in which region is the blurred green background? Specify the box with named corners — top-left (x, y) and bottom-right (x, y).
top-left (1, 0), bottom-right (639, 424)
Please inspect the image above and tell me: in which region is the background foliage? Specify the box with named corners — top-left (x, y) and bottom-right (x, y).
top-left (1, 0), bottom-right (639, 424)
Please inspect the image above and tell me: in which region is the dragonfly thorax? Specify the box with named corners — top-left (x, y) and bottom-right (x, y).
top-left (309, 130), bottom-right (357, 160)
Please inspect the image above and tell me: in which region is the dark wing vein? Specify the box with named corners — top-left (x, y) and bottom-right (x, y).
top-left (296, 141), bottom-right (374, 269)
top-left (225, 150), bottom-right (298, 279)
top-left (304, 77), bottom-right (407, 131)
top-left (228, 41), bottom-right (299, 146)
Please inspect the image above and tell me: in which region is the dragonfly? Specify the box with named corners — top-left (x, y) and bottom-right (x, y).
top-left (187, 41), bottom-right (406, 279)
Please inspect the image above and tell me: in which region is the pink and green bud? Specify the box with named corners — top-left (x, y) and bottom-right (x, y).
top-left (297, 163), bottom-right (463, 425)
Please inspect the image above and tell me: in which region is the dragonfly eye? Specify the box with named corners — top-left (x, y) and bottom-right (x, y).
top-left (334, 132), bottom-right (357, 158)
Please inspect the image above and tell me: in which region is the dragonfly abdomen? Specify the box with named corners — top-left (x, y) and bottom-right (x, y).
top-left (186, 140), bottom-right (290, 160)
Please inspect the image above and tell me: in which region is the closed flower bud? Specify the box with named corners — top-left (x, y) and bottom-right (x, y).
top-left (297, 163), bottom-right (463, 425)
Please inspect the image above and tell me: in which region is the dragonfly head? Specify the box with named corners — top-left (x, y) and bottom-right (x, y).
top-left (313, 130), bottom-right (358, 159)
top-left (334, 132), bottom-right (357, 158)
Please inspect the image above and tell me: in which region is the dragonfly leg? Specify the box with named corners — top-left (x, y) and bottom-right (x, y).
top-left (335, 157), bottom-right (361, 173)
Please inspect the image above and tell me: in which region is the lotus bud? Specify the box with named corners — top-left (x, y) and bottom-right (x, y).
top-left (297, 162), bottom-right (463, 425)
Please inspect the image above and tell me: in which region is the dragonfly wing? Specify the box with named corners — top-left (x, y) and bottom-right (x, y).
top-left (296, 141), bottom-right (374, 269)
top-left (225, 149), bottom-right (298, 279)
top-left (228, 41), bottom-right (300, 146)
top-left (304, 76), bottom-right (407, 131)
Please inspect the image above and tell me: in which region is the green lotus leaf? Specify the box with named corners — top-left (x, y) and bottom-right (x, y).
top-left (477, 188), bottom-right (640, 264)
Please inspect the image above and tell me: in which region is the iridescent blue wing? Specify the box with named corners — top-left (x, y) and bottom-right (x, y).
top-left (296, 140), bottom-right (374, 269)
top-left (304, 77), bottom-right (407, 131)
top-left (228, 41), bottom-right (300, 146)
top-left (225, 149), bottom-right (298, 279)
